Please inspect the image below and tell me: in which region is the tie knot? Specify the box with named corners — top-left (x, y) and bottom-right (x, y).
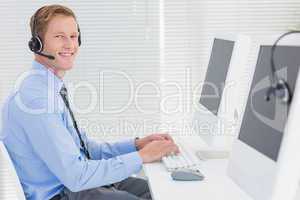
top-left (60, 85), bottom-right (70, 108)
top-left (60, 85), bottom-right (68, 97)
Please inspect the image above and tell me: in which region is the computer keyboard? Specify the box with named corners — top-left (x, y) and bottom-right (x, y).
top-left (162, 140), bottom-right (202, 172)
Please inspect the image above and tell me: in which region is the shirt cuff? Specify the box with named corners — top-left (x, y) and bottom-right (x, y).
top-left (120, 151), bottom-right (143, 175)
top-left (115, 139), bottom-right (137, 154)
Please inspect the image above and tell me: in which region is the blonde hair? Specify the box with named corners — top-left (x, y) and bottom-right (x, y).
top-left (30, 5), bottom-right (77, 39)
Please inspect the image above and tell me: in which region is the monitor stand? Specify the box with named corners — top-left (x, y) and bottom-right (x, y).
top-left (196, 149), bottom-right (231, 161)
top-left (192, 110), bottom-right (238, 160)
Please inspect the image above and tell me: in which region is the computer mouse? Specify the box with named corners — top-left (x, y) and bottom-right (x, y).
top-left (171, 168), bottom-right (205, 181)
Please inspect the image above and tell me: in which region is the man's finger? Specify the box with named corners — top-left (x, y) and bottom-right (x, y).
top-left (151, 135), bottom-right (165, 141)
top-left (159, 133), bottom-right (174, 141)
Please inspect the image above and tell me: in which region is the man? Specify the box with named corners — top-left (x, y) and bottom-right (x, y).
top-left (0, 5), bottom-right (179, 200)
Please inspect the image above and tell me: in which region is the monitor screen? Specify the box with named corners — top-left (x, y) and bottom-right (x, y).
top-left (238, 45), bottom-right (300, 161)
top-left (199, 38), bottom-right (235, 115)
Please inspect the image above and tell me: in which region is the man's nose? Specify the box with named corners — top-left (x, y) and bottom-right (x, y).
top-left (63, 37), bottom-right (74, 49)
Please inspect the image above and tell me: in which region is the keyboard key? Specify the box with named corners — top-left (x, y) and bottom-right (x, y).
top-left (162, 140), bottom-right (202, 171)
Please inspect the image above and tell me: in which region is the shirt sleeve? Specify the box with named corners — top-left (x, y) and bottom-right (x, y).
top-left (18, 98), bottom-right (143, 192)
top-left (84, 134), bottom-right (138, 160)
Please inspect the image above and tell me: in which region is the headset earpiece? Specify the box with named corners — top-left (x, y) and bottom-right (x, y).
top-left (78, 27), bottom-right (81, 46)
top-left (265, 31), bottom-right (300, 104)
top-left (265, 79), bottom-right (291, 103)
top-left (28, 35), bottom-right (43, 53)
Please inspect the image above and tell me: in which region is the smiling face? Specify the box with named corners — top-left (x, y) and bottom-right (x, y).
top-left (35, 15), bottom-right (79, 78)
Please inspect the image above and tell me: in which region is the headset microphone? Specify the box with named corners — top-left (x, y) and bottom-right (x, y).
top-left (35, 51), bottom-right (55, 60)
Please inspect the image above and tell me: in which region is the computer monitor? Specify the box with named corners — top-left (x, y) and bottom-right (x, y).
top-left (193, 34), bottom-right (252, 149)
top-left (199, 38), bottom-right (235, 116)
top-left (228, 34), bottom-right (300, 200)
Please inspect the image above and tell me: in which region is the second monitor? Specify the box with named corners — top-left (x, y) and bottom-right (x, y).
top-left (228, 33), bottom-right (300, 200)
top-left (193, 34), bottom-right (252, 150)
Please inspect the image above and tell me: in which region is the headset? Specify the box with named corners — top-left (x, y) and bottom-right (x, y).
top-left (28, 6), bottom-right (81, 60)
top-left (265, 31), bottom-right (300, 104)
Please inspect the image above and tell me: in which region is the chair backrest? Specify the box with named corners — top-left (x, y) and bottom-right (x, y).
top-left (294, 184), bottom-right (300, 200)
top-left (0, 141), bottom-right (26, 200)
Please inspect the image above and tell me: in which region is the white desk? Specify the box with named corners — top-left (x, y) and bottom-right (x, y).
top-left (143, 137), bottom-right (253, 200)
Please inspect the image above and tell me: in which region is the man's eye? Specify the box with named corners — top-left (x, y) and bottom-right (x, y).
top-left (55, 35), bottom-right (63, 38)
top-left (71, 35), bottom-right (78, 39)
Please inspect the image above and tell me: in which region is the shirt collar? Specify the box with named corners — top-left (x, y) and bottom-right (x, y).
top-left (31, 60), bottom-right (64, 94)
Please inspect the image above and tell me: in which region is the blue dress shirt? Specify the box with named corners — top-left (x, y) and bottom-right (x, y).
top-left (0, 61), bottom-right (142, 200)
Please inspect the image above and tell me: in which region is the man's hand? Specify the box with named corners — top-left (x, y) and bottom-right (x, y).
top-left (135, 133), bottom-right (174, 150)
top-left (138, 140), bottom-right (179, 163)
